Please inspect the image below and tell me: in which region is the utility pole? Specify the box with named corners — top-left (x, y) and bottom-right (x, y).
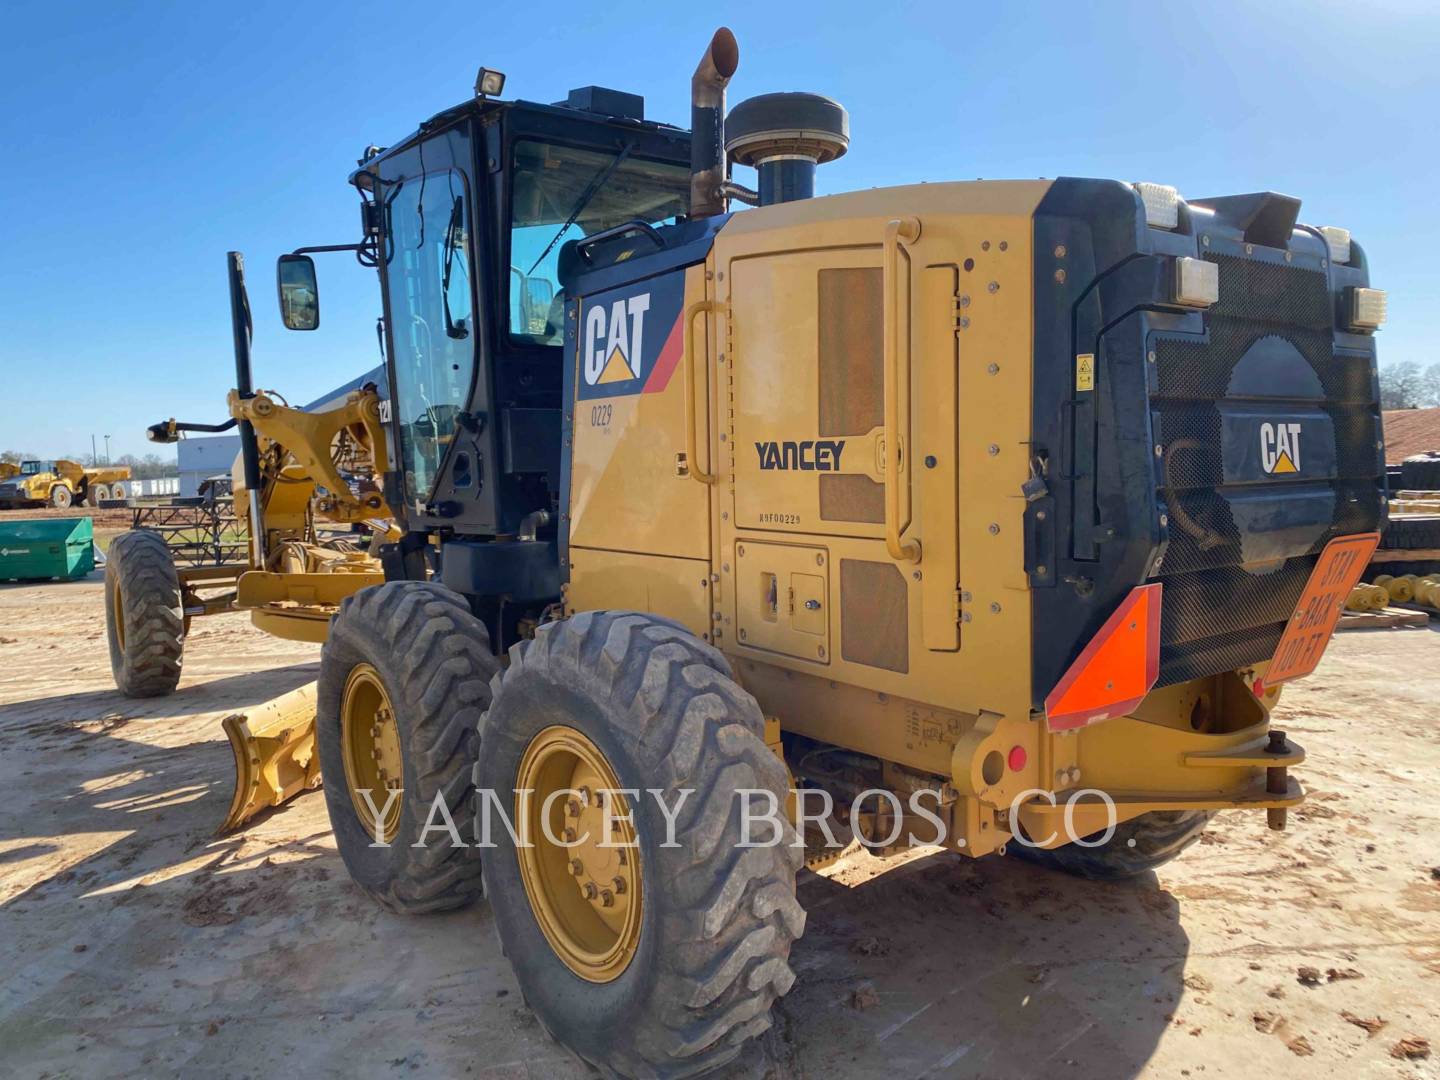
top-left (104, 435), bottom-right (111, 465)
top-left (91, 434), bottom-right (97, 467)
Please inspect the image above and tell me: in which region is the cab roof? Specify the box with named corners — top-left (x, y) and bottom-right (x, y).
top-left (349, 89), bottom-right (688, 190)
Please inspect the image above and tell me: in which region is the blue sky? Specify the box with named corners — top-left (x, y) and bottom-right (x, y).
top-left (1, 0), bottom-right (1434, 459)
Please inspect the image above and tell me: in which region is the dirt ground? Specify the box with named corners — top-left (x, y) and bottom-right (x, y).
top-left (1, 577), bottom-right (1438, 1080)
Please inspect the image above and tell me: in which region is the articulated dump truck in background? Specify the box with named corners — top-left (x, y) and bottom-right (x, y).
top-left (0, 459), bottom-right (132, 508)
top-left (106, 26), bottom-right (1390, 1078)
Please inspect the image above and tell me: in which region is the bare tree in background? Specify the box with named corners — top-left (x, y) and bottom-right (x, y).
top-left (112, 452), bottom-right (178, 480)
top-left (1380, 361), bottom-right (1440, 410)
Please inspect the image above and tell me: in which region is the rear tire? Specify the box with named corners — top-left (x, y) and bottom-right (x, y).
top-left (109, 481), bottom-right (127, 500)
top-left (1012, 809), bottom-right (1213, 881)
top-left (105, 530), bottom-right (184, 697)
top-left (50, 485), bottom-right (73, 509)
top-left (477, 611), bottom-right (804, 1079)
top-left (1399, 452), bottom-right (1440, 492)
top-left (317, 581), bottom-right (497, 914)
top-left (1382, 514), bottom-right (1440, 552)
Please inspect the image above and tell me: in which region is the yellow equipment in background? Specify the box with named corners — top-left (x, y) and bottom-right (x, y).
top-left (0, 458), bottom-right (132, 508)
top-left (1345, 582), bottom-right (1391, 612)
top-left (1369, 573), bottom-right (1440, 608)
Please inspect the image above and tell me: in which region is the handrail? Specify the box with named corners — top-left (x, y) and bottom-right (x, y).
top-left (684, 299), bottom-right (721, 484)
top-left (576, 220), bottom-right (666, 263)
top-left (883, 217), bottom-right (922, 562)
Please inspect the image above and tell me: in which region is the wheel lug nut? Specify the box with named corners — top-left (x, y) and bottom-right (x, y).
top-left (566, 798), bottom-right (582, 818)
top-left (569, 859), bottom-right (584, 876)
top-left (583, 882), bottom-right (598, 900)
top-left (612, 876), bottom-right (626, 895)
top-left (600, 889), bottom-right (614, 907)
top-left (563, 827), bottom-right (577, 843)
top-left (578, 786), bottom-right (592, 806)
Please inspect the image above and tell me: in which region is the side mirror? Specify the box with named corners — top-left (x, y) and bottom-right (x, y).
top-left (277, 254), bottom-right (319, 331)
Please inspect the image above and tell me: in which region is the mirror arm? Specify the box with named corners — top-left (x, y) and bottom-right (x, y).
top-left (291, 241), bottom-right (380, 268)
top-left (290, 242), bottom-right (368, 255)
top-left (146, 417), bottom-right (238, 444)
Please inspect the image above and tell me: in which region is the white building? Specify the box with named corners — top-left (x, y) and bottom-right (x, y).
top-left (177, 435), bottom-right (243, 497)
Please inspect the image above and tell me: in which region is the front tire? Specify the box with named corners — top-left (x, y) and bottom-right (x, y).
top-left (1012, 809), bottom-right (1214, 880)
top-left (50, 485), bottom-right (73, 508)
top-left (105, 529), bottom-right (184, 697)
top-left (316, 581), bottom-right (497, 914)
top-left (477, 611), bottom-right (804, 1079)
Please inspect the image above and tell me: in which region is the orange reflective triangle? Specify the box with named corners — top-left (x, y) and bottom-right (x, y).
top-left (598, 345), bottom-right (637, 383)
top-left (1272, 450), bottom-right (1297, 474)
top-left (1045, 584), bottom-right (1162, 731)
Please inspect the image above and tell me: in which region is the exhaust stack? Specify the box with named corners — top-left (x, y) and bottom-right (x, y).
top-left (689, 27), bottom-right (740, 219)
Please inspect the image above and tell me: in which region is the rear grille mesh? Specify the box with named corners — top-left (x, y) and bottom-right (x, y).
top-left (1149, 254), bottom-right (1382, 687)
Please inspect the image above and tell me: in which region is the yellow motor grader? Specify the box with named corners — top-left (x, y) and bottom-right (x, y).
top-left (154, 27), bottom-right (1387, 1077)
top-left (104, 273), bottom-right (399, 831)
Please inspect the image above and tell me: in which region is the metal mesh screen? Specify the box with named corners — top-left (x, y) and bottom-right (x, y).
top-left (1149, 254), bottom-right (1382, 687)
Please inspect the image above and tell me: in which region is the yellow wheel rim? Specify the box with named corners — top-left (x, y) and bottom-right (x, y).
top-left (340, 663), bottom-right (404, 843)
top-left (515, 726), bottom-right (642, 983)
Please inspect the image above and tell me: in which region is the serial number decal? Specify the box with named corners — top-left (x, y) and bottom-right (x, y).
top-left (758, 512), bottom-right (801, 525)
top-left (589, 403), bottom-right (613, 427)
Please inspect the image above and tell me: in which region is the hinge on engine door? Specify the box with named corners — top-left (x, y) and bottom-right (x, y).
top-left (725, 309), bottom-right (737, 488)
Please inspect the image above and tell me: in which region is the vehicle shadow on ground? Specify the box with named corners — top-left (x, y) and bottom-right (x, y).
top-left (0, 574), bottom-right (103, 591)
top-left (0, 662), bottom-right (320, 731)
top-left (751, 849), bottom-right (1187, 1079)
top-left (0, 661), bottom-right (324, 916)
top-left (0, 693), bottom-right (564, 1078)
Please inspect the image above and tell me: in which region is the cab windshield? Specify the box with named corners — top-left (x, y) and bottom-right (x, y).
top-left (508, 140), bottom-right (689, 345)
top-left (20, 461), bottom-right (52, 475)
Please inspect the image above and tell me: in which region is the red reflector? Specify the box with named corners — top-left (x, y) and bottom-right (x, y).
top-left (1044, 583), bottom-right (1161, 732)
top-left (1007, 745), bottom-right (1028, 772)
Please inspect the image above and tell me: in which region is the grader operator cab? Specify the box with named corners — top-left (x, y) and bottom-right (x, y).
top-left (106, 27), bottom-right (1389, 1077)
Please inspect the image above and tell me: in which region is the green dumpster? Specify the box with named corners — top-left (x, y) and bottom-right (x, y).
top-left (0, 517), bottom-right (96, 582)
